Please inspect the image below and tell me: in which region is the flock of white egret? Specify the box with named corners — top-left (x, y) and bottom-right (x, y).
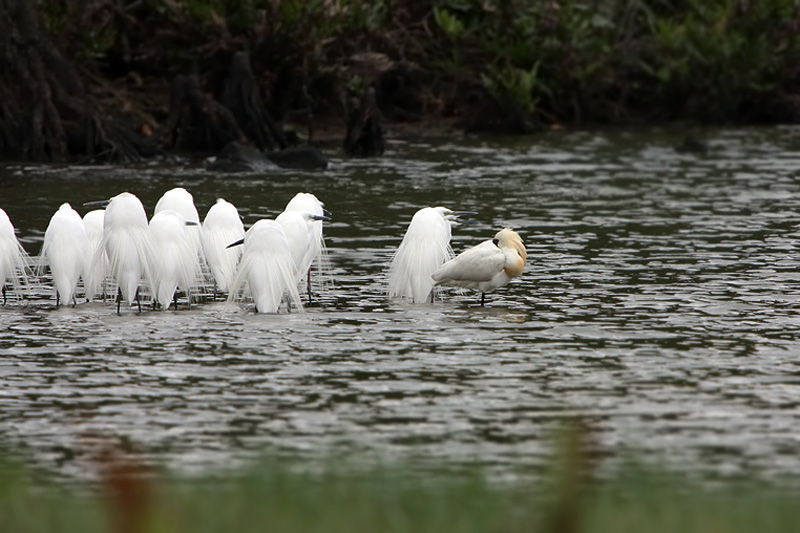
top-left (0, 188), bottom-right (526, 313)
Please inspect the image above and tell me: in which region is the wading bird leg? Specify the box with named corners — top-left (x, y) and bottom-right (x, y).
top-left (2, 285), bottom-right (6, 305)
top-left (306, 268), bottom-right (313, 303)
top-left (56, 292), bottom-right (60, 308)
top-left (173, 292), bottom-right (179, 310)
top-left (116, 287), bottom-right (123, 315)
top-left (135, 288), bottom-right (142, 314)
top-left (480, 293), bottom-right (485, 307)
top-left (152, 300), bottom-right (157, 311)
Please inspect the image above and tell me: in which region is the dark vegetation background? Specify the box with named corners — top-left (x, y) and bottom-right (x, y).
top-left (3, 0), bottom-right (800, 161)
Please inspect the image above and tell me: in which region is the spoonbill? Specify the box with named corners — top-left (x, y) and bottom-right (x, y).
top-left (432, 227), bottom-right (526, 306)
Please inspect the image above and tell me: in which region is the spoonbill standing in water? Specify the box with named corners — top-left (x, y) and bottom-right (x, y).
top-left (387, 206), bottom-right (475, 303)
top-left (432, 227), bottom-right (527, 306)
top-left (227, 219), bottom-right (303, 314)
top-left (42, 203), bottom-right (90, 307)
top-left (0, 207), bottom-right (31, 304)
top-left (84, 192), bottom-right (153, 314)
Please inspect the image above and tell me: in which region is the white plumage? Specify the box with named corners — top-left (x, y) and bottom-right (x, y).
top-left (149, 210), bottom-right (200, 309)
top-left (82, 209), bottom-right (108, 300)
top-left (283, 193), bottom-right (329, 296)
top-left (100, 192), bottom-right (153, 312)
top-left (42, 203), bottom-right (90, 306)
top-left (154, 187), bottom-right (201, 223)
top-left (432, 227), bottom-right (527, 306)
top-left (228, 219), bottom-right (303, 314)
top-left (201, 198), bottom-right (244, 293)
top-left (0, 207), bottom-right (31, 303)
top-left (154, 187), bottom-right (204, 274)
top-left (387, 206), bottom-right (470, 303)
top-left (276, 210), bottom-right (329, 286)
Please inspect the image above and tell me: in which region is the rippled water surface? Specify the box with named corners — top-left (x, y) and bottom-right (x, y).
top-left (3, 127), bottom-right (800, 480)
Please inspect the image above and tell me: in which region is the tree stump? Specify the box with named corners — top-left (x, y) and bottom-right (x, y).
top-left (0, 0), bottom-right (152, 162)
top-left (158, 74), bottom-right (246, 154)
top-left (343, 87), bottom-right (384, 157)
top-left (223, 52), bottom-right (287, 151)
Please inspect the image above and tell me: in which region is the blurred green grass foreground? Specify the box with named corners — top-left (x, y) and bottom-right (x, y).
top-left (2, 423), bottom-right (799, 533)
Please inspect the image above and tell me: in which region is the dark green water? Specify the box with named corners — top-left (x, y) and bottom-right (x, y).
top-left (2, 127), bottom-right (800, 480)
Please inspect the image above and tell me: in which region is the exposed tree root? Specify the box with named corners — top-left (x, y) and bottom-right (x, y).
top-left (0, 0), bottom-right (153, 162)
top-left (344, 87), bottom-right (384, 157)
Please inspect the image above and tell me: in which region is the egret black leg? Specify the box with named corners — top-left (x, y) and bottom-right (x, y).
top-left (480, 293), bottom-right (485, 307)
top-left (56, 292), bottom-right (60, 308)
top-left (430, 291), bottom-right (434, 304)
top-left (116, 287), bottom-right (123, 315)
top-left (2, 285), bottom-right (6, 305)
top-left (306, 269), bottom-right (313, 302)
top-left (173, 292), bottom-right (179, 310)
top-left (135, 288), bottom-right (142, 313)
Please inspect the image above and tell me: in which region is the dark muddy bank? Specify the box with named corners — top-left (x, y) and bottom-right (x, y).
top-left (3, 1), bottom-right (800, 162)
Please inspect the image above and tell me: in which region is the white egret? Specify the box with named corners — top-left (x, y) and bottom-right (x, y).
top-left (154, 187), bottom-right (205, 277)
top-left (154, 187), bottom-right (201, 223)
top-left (227, 219), bottom-right (303, 314)
top-left (201, 198), bottom-right (245, 295)
top-left (432, 227), bottom-right (527, 306)
top-left (283, 192), bottom-right (330, 300)
top-left (0, 207), bottom-right (31, 304)
top-left (42, 203), bottom-right (91, 307)
top-left (85, 192), bottom-right (153, 313)
top-left (82, 209), bottom-right (108, 300)
top-left (275, 210), bottom-right (331, 287)
top-left (149, 210), bottom-right (200, 309)
top-left (387, 206), bottom-right (475, 303)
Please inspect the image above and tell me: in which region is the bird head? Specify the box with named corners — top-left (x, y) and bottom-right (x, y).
top-left (494, 228), bottom-right (527, 262)
top-left (435, 207), bottom-right (477, 226)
